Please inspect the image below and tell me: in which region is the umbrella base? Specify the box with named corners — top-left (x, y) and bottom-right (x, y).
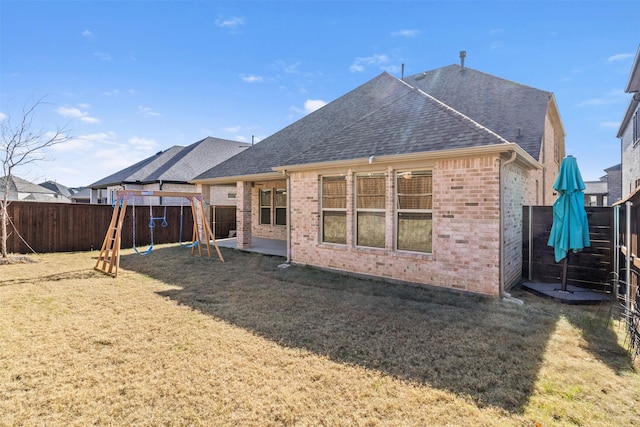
top-left (521, 282), bottom-right (611, 305)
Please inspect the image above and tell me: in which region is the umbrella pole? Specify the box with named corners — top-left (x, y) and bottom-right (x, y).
top-left (561, 253), bottom-right (569, 292)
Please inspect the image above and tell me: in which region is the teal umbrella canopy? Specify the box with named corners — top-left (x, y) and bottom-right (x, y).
top-left (547, 156), bottom-right (591, 263)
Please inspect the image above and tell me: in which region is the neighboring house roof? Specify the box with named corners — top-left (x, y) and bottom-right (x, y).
top-left (194, 68), bottom-right (544, 182)
top-left (584, 180), bottom-right (608, 195)
top-left (69, 187), bottom-right (90, 201)
top-left (90, 136), bottom-right (250, 188)
top-left (617, 45), bottom-right (640, 138)
top-left (624, 45), bottom-right (640, 93)
top-left (39, 180), bottom-right (72, 198)
top-left (605, 163), bottom-right (621, 172)
top-left (0, 175), bottom-right (56, 196)
top-left (406, 64), bottom-right (553, 161)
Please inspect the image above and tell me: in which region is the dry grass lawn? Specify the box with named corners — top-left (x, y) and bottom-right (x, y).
top-left (1, 244), bottom-right (638, 426)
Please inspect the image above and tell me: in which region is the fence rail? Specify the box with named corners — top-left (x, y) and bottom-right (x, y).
top-left (5, 201), bottom-right (195, 254)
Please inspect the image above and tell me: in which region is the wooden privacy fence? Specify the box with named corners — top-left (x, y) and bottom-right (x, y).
top-left (522, 206), bottom-right (613, 290)
top-left (5, 201), bottom-right (196, 254)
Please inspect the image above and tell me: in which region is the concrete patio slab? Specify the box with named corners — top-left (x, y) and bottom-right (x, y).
top-left (521, 282), bottom-right (612, 305)
top-left (216, 237), bottom-right (287, 258)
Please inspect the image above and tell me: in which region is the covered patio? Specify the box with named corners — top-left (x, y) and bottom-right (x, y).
top-left (216, 237), bottom-right (287, 258)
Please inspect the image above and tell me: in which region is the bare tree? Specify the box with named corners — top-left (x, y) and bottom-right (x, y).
top-left (1, 96), bottom-right (71, 258)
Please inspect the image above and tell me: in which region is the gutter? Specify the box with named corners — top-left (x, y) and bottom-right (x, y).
top-left (499, 150), bottom-right (524, 305)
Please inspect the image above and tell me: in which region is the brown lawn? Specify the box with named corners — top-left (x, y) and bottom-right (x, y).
top-left (0, 244), bottom-right (638, 426)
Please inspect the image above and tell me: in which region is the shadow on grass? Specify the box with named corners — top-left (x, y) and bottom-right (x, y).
top-left (120, 245), bottom-right (632, 412)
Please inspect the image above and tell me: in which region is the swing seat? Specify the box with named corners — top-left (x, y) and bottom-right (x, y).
top-left (179, 240), bottom-right (199, 248)
top-left (133, 244), bottom-right (154, 256)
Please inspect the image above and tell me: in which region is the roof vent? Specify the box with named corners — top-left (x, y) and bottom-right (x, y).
top-left (460, 51), bottom-right (466, 71)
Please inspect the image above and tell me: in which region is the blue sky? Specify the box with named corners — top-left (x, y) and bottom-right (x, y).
top-left (1, 0), bottom-right (637, 187)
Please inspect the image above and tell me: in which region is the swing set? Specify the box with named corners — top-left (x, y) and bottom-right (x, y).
top-left (95, 190), bottom-right (224, 278)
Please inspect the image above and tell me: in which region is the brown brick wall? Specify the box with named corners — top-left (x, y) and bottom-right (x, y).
top-left (289, 155), bottom-right (519, 296)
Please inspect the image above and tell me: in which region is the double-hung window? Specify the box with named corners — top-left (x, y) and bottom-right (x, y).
top-left (260, 189), bottom-right (271, 225)
top-left (321, 176), bottom-right (347, 244)
top-left (356, 173), bottom-right (386, 248)
top-left (275, 189), bottom-right (287, 226)
top-left (260, 188), bottom-right (287, 226)
top-left (396, 171), bottom-right (433, 253)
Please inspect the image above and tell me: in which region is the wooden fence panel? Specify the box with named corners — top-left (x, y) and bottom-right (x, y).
top-left (522, 206), bottom-right (613, 289)
top-left (6, 202), bottom-right (195, 254)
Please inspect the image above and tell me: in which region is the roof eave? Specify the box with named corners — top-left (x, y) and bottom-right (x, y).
top-left (624, 45), bottom-right (640, 93)
top-left (272, 143), bottom-right (541, 173)
top-left (190, 172), bottom-right (284, 185)
top-left (617, 98), bottom-right (639, 138)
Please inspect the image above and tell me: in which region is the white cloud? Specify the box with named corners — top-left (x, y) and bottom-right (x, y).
top-left (577, 89), bottom-right (626, 107)
top-left (51, 132), bottom-right (114, 152)
top-left (94, 52), bottom-right (112, 61)
top-left (489, 28), bottom-right (504, 35)
top-left (129, 136), bottom-right (157, 149)
top-left (0, 112), bottom-right (6, 121)
top-left (241, 74), bottom-right (263, 83)
top-left (350, 54), bottom-right (389, 73)
top-left (600, 121), bottom-right (621, 129)
top-left (224, 125), bottom-right (241, 133)
top-left (391, 29), bottom-right (420, 38)
top-left (608, 53), bottom-right (633, 62)
top-left (81, 30), bottom-right (92, 37)
top-left (137, 105), bottom-right (161, 117)
top-left (304, 99), bottom-right (327, 114)
top-left (215, 16), bottom-right (244, 30)
top-left (56, 106), bottom-right (99, 123)
top-left (274, 60), bottom-right (301, 74)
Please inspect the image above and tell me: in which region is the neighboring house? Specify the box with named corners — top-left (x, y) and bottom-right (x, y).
top-left (0, 175), bottom-right (57, 202)
top-left (89, 136), bottom-right (250, 206)
top-left (69, 187), bottom-right (91, 204)
top-left (583, 163), bottom-right (622, 207)
top-left (39, 180), bottom-right (73, 203)
top-left (193, 59), bottom-right (565, 298)
top-left (618, 45), bottom-right (640, 199)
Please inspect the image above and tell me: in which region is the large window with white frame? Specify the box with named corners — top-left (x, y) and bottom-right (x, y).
top-left (321, 176), bottom-right (347, 244)
top-left (356, 173), bottom-right (386, 248)
top-left (396, 170), bottom-right (433, 253)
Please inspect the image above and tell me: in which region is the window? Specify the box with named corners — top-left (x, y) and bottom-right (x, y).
top-left (259, 188), bottom-right (286, 226)
top-left (356, 174), bottom-right (386, 248)
top-left (275, 189), bottom-right (287, 226)
top-left (396, 171), bottom-right (433, 253)
top-left (259, 189), bottom-right (271, 225)
top-left (321, 176), bottom-right (347, 244)
top-left (228, 192), bottom-right (237, 200)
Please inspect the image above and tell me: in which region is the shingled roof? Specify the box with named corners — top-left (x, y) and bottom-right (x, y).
top-left (90, 137), bottom-right (250, 187)
top-left (194, 66), bottom-right (551, 181)
top-left (407, 64), bottom-right (552, 160)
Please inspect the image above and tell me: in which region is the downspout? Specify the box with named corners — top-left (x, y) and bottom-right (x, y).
top-left (500, 150), bottom-right (524, 305)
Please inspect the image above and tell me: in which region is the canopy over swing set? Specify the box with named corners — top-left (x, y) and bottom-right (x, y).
top-left (94, 190), bottom-right (224, 278)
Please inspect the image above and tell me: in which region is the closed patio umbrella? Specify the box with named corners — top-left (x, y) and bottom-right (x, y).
top-left (547, 155), bottom-right (591, 291)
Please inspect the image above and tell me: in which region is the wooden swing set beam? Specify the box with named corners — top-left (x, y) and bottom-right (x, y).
top-left (115, 190), bottom-right (203, 200)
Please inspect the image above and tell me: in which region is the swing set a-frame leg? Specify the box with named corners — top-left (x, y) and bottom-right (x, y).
top-left (94, 200), bottom-right (127, 277)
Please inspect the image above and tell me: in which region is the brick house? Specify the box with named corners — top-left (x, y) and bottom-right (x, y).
top-left (617, 45), bottom-right (640, 199)
top-left (193, 63), bottom-right (565, 297)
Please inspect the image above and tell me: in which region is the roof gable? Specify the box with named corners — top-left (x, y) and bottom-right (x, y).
top-left (406, 64), bottom-right (551, 160)
top-left (281, 84), bottom-right (510, 166)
